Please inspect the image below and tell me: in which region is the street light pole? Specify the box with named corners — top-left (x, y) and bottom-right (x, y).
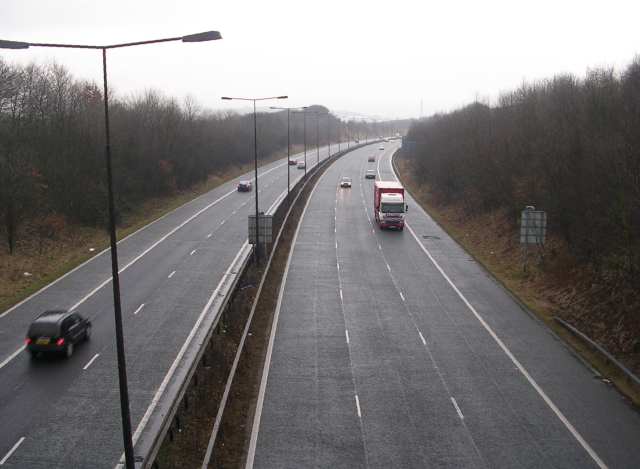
top-left (102, 47), bottom-right (134, 469)
top-left (303, 110), bottom-right (307, 177)
top-left (253, 99), bottom-right (259, 265)
top-left (222, 95), bottom-right (288, 267)
top-left (286, 108), bottom-right (290, 194)
top-left (316, 112), bottom-right (320, 167)
top-left (270, 106), bottom-right (307, 196)
top-left (327, 114), bottom-right (331, 158)
top-left (1, 31), bottom-right (222, 469)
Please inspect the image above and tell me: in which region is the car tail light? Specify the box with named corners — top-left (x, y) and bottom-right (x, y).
top-left (56, 338), bottom-right (65, 346)
top-left (25, 337), bottom-right (32, 345)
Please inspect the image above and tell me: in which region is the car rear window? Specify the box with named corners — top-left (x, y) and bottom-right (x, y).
top-left (28, 321), bottom-right (60, 337)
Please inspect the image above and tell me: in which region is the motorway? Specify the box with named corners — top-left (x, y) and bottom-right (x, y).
top-left (249, 142), bottom-right (640, 468)
top-left (0, 142), bottom-right (345, 468)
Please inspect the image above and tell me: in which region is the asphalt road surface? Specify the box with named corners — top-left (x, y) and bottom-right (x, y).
top-left (249, 142), bottom-right (640, 468)
top-left (0, 142), bottom-right (346, 468)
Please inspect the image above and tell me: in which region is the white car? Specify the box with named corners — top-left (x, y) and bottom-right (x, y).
top-left (378, 145), bottom-right (385, 151)
top-left (297, 161), bottom-right (306, 169)
top-left (365, 170), bottom-right (376, 179)
top-left (340, 177), bottom-right (352, 188)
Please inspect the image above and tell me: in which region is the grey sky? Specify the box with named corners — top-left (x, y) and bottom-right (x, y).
top-left (1, 0), bottom-right (638, 119)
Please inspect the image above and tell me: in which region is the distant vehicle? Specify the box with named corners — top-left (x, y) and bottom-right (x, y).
top-left (354, 139), bottom-right (360, 143)
top-left (374, 181), bottom-right (407, 230)
top-left (26, 310), bottom-right (91, 358)
top-left (297, 161), bottom-right (306, 169)
top-left (340, 177), bottom-right (352, 188)
top-left (368, 155), bottom-right (376, 162)
top-left (237, 180), bottom-right (252, 192)
top-left (384, 138), bottom-right (389, 142)
top-left (365, 169), bottom-right (376, 179)
top-left (288, 159), bottom-right (298, 165)
top-left (378, 145), bottom-right (385, 150)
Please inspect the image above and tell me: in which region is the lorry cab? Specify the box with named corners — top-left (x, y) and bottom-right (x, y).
top-left (374, 181), bottom-right (407, 230)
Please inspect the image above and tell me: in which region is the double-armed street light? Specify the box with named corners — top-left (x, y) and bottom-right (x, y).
top-left (222, 95), bottom-right (288, 266)
top-left (305, 109), bottom-right (328, 167)
top-left (0, 30), bottom-right (222, 469)
top-left (292, 106), bottom-right (312, 177)
top-left (270, 106), bottom-right (306, 196)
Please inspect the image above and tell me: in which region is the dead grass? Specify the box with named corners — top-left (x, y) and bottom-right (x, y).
top-left (0, 149), bottom-right (294, 313)
top-left (395, 154), bottom-right (640, 406)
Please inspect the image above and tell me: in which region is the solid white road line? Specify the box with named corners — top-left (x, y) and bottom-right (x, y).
top-left (133, 304), bottom-right (145, 315)
top-left (339, 289), bottom-right (344, 302)
top-left (0, 346), bottom-right (26, 371)
top-left (0, 437), bottom-right (25, 465)
top-left (62, 189), bottom-right (238, 315)
top-left (126, 244), bottom-right (249, 462)
top-left (83, 353), bottom-right (100, 370)
top-left (345, 329), bottom-right (350, 344)
top-left (355, 394), bottom-right (362, 418)
top-left (450, 397), bottom-right (464, 420)
top-left (404, 222), bottom-right (608, 469)
top-left (418, 331), bottom-right (427, 345)
top-left (399, 292), bottom-right (405, 302)
top-left (9, 162), bottom-right (291, 326)
top-left (245, 180), bottom-right (320, 469)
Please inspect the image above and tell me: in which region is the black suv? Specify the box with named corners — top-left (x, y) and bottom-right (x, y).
top-left (25, 310), bottom-right (91, 358)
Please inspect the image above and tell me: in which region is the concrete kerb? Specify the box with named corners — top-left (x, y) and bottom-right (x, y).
top-left (136, 141), bottom-right (380, 469)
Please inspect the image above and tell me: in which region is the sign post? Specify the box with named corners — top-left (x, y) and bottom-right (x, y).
top-left (249, 213), bottom-right (273, 257)
top-left (519, 206), bottom-right (547, 272)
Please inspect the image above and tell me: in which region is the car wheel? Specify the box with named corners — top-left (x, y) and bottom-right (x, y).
top-left (85, 325), bottom-right (92, 341)
top-left (65, 343), bottom-right (74, 358)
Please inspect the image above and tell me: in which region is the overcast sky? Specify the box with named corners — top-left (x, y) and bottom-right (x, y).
top-left (1, 0), bottom-right (638, 119)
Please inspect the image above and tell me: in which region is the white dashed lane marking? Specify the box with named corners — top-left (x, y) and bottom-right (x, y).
top-left (451, 397), bottom-right (464, 420)
top-left (0, 437), bottom-right (25, 465)
top-left (83, 353), bottom-right (100, 370)
top-left (168, 271), bottom-right (176, 279)
top-left (418, 331), bottom-right (427, 345)
top-left (133, 304), bottom-right (145, 315)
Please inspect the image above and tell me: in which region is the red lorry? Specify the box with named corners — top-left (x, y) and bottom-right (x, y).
top-left (374, 181), bottom-right (407, 230)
